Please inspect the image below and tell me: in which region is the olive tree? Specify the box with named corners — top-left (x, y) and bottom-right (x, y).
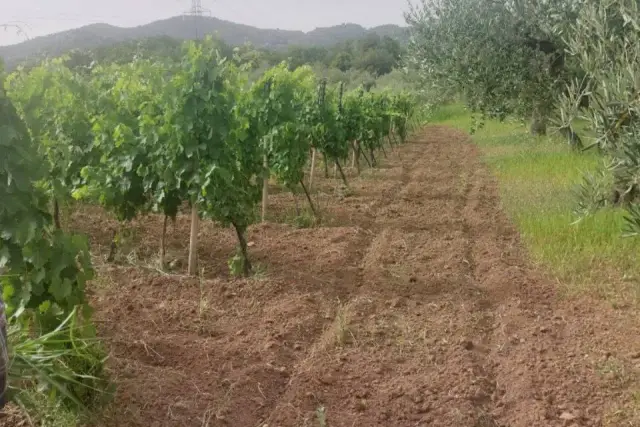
top-left (557, 0), bottom-right (640, 151)
top-left (405, 0), bottom-right (580, 134)
top-left (557, 0), bottom-right (640, 226)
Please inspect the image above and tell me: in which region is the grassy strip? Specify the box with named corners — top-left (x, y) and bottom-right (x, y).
top-left (431, 104), bottom-right (640, 303)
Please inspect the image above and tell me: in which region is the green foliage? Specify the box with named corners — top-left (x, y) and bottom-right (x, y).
top-left (558, 0), bottom-right (640, 151)
top-left (5, 59), bottom-right (97, 219)
top-left (85, 36), bottom-right (192, 68)
top-left (405, 0), bottom-right (569, 128)
top-left (77, 59), bottom-right (166, 221)
top-left (8, 308), bottom-right (109, 412)
top-left (358, 91), bottom-right (390, 155)
top-left (232, 42), bottom-right (264, 71)
top-left (332, 51), bottom-right (353, 72)
top-left (289, 211), bottom-right (317, 229)
top-left (158, 38), bottom-right (263, 274)
top-left (555, 0), bottom-right (640, 236)
top-left (573, 166), bottom-right (615, 218)
top-left (160, 39), bottom-right (263, 235)
top-left (251, 63), bottom-right (314, 189)
top-left (4, 36), bottom-right (419, 282)
top-left (227, 251), bottom-right (246, 277)
top-left (342, 89), bottom-right (367, 144)
top-left (254, 33), bottom-right (405, 77)
top-left (623, 203), bottom-right (640, 237)
top-left (350, 34), bottom-right (403, 76)
top-left (285, 46), bottom-right (330, 70)
top-left (0, 28), bottom-right (421, 425)
top-left (310, 65), bottom-right (376, 92)
top-left (307, 79), bottom-right (350, 169)
top-left (0, 19), bottom-right (408, 71)
top-left (432, 105), bottom-right (640, 297)
top-left (391, 91), bottom-right (417, 143)
top-left (0, 85), bottom-right (93, 328)
top-left (1, 72), bottom-right (105, 419)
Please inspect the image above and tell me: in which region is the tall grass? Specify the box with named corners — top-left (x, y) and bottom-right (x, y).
top-left (431, 104), bottom-right (640, 302)
top-left (6, 308), bottom-right (110, 426)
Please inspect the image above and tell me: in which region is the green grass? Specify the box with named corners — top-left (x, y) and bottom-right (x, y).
top-left (430, 104), bottom-right (640, 302)
top-left (8, 391), bottom-right (81, 427)
top-left (6, 308), bottom-right (111, 427)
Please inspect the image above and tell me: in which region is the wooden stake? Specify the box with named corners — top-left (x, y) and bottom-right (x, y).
top-left (351, 144), bottom-right (356, 168)
top-left (160, 214), bottom-right (167, 270)
top-left (262, 154), bottom-right (268, 222)
top-left (353, 141), bottom-right (361, 174)
top-left (309, 148), bottom-right (317, 190)
top-left (188, 203), bottom-right (199, 276)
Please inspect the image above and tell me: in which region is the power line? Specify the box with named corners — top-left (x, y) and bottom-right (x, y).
top-left (1, 21), bottom-right (32, 42)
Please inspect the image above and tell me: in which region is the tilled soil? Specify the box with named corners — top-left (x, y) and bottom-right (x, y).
top-left (6, 126), bottom-right (640, 426)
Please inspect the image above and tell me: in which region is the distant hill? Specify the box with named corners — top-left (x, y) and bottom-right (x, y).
top-left (0, 16), bottom-right (409, 69)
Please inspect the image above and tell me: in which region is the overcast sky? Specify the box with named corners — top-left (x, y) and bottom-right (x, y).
top-left (1, 0), bottom-right (412, 46)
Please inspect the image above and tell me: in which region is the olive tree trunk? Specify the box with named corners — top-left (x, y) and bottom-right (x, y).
top-left (530, 108), bottom-right (548, 136)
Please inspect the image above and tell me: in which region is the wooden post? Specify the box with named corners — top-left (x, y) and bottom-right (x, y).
top-left (160, 214), bottom-right (168, 270)
top-left (351, 143), bottom-right (356, 168)
top-left (309, 148), bottom-right (317, 190)
top-left (353, 141), bottom-right (361, 174)
top-left (262, 154), bottom-right (268, 222)
top-left (188, 203), bottom-right (199, 276)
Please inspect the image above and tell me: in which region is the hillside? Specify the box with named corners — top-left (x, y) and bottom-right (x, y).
top-left (0, 16), bottom-right (409, 69)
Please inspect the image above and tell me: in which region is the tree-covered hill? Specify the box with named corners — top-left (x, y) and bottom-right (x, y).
top-left (0, 16), bottom-right (409, 69)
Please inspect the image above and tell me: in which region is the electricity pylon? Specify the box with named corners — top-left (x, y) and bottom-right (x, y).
top-left (183, 0), bottom-right (211, 38)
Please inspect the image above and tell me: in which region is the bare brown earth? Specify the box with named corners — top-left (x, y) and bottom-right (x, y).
top-left (6, 126), bottom-right (640, 426)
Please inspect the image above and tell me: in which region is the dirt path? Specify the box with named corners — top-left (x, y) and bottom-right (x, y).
top-left (64, 127), bottom-right (640, 426)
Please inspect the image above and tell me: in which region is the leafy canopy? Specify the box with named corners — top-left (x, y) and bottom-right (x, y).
top-left (405, 0), bottom-right (577, 125)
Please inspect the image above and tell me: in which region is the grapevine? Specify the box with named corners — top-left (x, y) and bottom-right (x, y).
top-left (159, 38), bottom-right (262, 276)
top-left (306, 79), bottom-right (351, 187)
top-left (5, 59), bottom-right (97, 229)
top-left (0, 74), bottom-right (94, 331)
top-left (4, 38), bottom-right (420, 279)
top-left (251, 63), bottom-right (317, 216)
